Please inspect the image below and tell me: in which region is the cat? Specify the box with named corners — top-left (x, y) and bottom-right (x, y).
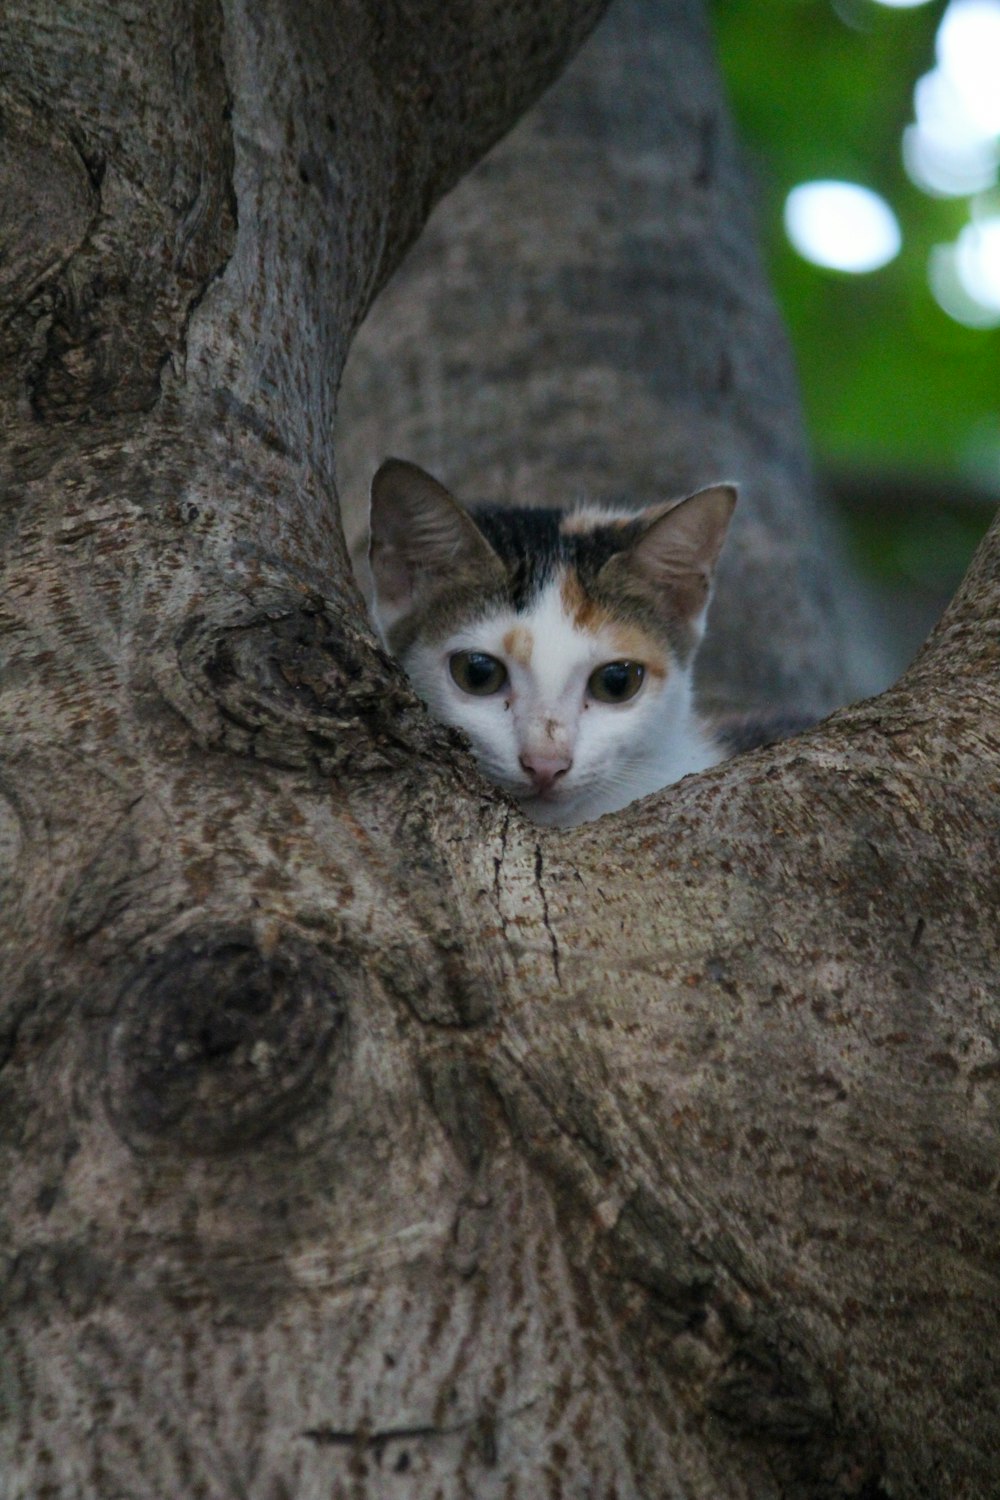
top-left (368, 457), bottom-right (737, 827)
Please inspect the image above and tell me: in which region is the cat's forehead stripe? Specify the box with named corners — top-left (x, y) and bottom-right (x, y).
top-left (502, 625), bottom-right (533, 667)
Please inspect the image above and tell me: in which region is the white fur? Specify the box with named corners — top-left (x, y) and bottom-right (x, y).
top-left (399, 576), bottom-right (722, 828)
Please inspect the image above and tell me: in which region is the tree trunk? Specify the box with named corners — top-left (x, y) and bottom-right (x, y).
top-left (1, 3), bottom-right (997, 1500)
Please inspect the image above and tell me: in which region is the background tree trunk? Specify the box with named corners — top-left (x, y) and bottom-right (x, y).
top-left (1, 3), bottom-right (997, 1500)
top-left (336, 0), bottom-right (894, 712)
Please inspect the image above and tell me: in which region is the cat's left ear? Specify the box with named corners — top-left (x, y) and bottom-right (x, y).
top-left (368, 458), bottom-right (503, 638)
top-left (611, 484), bottom-right (737, 624)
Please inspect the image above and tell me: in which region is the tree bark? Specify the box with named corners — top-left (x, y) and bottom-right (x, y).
top-left (1, 3), bottom-right (997, 1500)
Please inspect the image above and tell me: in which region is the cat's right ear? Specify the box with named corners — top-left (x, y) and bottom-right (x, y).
top-left (369, 459), bottom-right (501, 635)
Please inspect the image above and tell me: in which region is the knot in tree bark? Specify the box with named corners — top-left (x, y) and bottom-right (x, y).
top-left (104, 925), bottom-right (346, 1153)
top-left (175, 600), bottom-right (465, 777)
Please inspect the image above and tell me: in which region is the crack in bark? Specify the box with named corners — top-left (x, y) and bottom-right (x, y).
top-left (534, 841), bottom-right (561, 985)
top-left (302, 1423), bottom-right (447, 1447)
top-left (493, 807), bottom-right (512, 942)
top-left (300, 1395), bottom-right (538, 1462)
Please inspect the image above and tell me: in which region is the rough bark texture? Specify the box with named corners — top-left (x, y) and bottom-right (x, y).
top-left (1, 3), bottom-right (997, 1500)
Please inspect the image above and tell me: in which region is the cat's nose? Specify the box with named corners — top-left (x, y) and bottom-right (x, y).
top-left (519, 751), bottom-right (572, 791)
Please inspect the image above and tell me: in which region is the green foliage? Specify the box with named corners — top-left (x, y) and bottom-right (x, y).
top-left (713, 0), bottom-right (999, 585)
top-left (842, 491), bottom-right (990, 588)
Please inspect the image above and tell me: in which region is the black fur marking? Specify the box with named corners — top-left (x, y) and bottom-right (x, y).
top-left (468, 507), bottom-right (562, 609)
top-left (470, 506), bottom-right (645, 610)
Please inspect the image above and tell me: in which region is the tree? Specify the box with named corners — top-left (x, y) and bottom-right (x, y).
top-left (1, 2), bottom-right (997, 1498)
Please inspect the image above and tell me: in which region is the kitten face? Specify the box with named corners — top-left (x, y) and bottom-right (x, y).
top-left (400, 575), bottom-right (696, 824)
top-left (369, 460), bottom-right (735, 826)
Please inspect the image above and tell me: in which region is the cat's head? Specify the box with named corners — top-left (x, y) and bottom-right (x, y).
top-left (368, 458), bottom-right (736, 824)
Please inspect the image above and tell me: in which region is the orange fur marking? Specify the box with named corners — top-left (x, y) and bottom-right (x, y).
top-left (559, 569), bottom-right (612, 633)
top-left (559, 569), bottom-right (669, 678)
top-left (502, 625), bottom-right (534, 667)
top-left (608, 622), bottom-right (669, 680)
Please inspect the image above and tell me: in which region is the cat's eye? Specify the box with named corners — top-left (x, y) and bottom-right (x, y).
top-left (588, 660), bottom-right (645, 703)
top-left (449, 650), bottom-right (509, 696)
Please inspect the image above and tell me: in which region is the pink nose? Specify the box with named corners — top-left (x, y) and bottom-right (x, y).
top-left (519, 751), bottom-right (572, 791)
